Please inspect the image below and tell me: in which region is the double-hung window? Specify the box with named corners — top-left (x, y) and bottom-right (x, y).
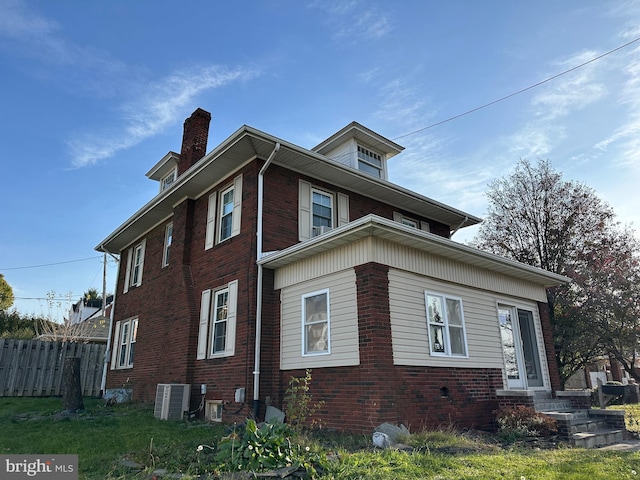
top-left (197, 280), bottom-right (238, 359)
top-left (298, 180), bottom-right (349, 240)
top-left (302, 289), bottom-right (330, 355)
top-left (357, 145), bottom-right (383, 178)
top-left (219, 186), bottom-right (234, 242)
top-left (111, 318), bottom-right (138, 369)
top-left (425, 292), bottom-right (468, 357)
top-left (312, 189), bottom-right (333, 237)
top-left (162, 223), bottom-right (173, 267)
top-left (124, 240), bottom-right (146, 293)
top-left (205, 175), bottom-right (243, 249)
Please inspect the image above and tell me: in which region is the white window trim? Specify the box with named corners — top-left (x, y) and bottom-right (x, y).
top-left (311, 188), bottom-right (334, 237)
top-left (123, 239), bottom-right (146, 293)
top-left (205, 174), bottom-right (243, 249)
top-left (110, 318), bottom-right (138, 370)
top-left (357, 144), bottom-right (384, 178)
top-left (302, 289), bottom-right (331, 356)
top-left (298, 180), bottom-right (349, 241)
top-left (393, 212), bottom-right (430, 232)
top-left (425, 291), bottom-right (468, 358)
top-left (197, 280), bottom-right (238, 359)
top-left (160, 167), bottom-right (177, 192)
top-left (162, 223), bottom-right (173, 267)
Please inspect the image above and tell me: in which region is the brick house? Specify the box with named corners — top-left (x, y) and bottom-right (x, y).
top-left (97, 108), bottom-right (568, 432)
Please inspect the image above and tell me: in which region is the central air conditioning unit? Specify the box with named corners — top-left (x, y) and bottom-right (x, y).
top-left (312, 225), bottom-right (332, 237)
top-left (154, 384), bottom-right (190, 420)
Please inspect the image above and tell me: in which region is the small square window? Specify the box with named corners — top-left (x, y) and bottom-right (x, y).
top-left (160, 168), bottom-right (177, 191)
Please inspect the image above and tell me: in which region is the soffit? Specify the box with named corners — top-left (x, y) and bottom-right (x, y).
top-left (259, 215), bottom-right (569, 288)
top-left (96, 126), bottom-right (481, 253)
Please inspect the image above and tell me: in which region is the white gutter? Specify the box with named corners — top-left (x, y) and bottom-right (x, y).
top-left (253, 142), bottom-right (280, 418)
top-left (100, 251), bottom-right (120, 396)
top-left (450, 216), bottom-right (469, 238)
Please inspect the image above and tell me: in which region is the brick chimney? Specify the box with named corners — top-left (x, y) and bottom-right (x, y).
top-left (178, 108), bottom-right (211, 176)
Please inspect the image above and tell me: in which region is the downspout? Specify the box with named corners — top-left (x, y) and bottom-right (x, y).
top-left (254, 142), bottom-right (281, 418)
top-left (450, 216), bottom-right (469, 239)
top-left (100, 250), bottom-right (120, 396)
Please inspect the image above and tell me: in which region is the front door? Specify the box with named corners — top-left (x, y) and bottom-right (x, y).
top-left (498, 306), bottom-right (544, 389)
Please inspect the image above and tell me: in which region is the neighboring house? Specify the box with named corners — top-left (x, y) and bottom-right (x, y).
top-left (96, 108), bottom-right (568, 432)
top-left (38, 297), bottom-right (111, 343)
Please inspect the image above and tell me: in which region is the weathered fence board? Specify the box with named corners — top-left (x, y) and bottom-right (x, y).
top-left (0, 339), bottom-right (105, 397)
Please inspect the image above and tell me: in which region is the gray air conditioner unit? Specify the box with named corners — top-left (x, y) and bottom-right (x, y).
top-left (154, 383), bottom-right (190, 420)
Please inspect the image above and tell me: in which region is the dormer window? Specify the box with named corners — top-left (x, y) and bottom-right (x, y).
top-left (160, 168), bottom-right (177, 191)
top-left (357, 145), bottom-right (383, 178)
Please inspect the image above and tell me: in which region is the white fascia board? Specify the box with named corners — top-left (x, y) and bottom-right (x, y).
top-left (258, 214), bottom-right (570, 287)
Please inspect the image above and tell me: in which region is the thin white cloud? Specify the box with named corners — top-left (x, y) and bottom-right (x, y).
top-left (68, 66), bottom-right (259, 167)
top-left (309, 0), bottom-right (392, 41)
top-left (531, 50), bottom-right (606, 121)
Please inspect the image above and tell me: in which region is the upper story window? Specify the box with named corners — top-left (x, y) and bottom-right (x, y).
top-left (219, 186), bottom-right (234, 242)
top-left (357, 145), bottom-right (383, 178)
top-left (124, 239), bottom-right (146, 293)
top-left (302, 289), bottom-right (330, 355)
top-left (205, 174), bottom-right (243, 249)
top-left (393, 212), bottom-right (430, 232)
top-left (162, 223), bottom-right (173, 267)
top-left (425, 292), bottom-right (468, 357)
top-left (312, 189), bottom-right (333, 237)
top-left (299, 180), bottom-right (349, 241)
top-left (160, 168), bottom-right (177, 191)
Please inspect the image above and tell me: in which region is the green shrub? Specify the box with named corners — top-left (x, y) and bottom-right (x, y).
top-left (284, 369), bottom-right (325, 432)
top-left (213, 419), bottom-right (324, 476)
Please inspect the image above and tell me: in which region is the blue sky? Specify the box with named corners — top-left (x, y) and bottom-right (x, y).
top-left (2, 0), bottom-right (639, 321)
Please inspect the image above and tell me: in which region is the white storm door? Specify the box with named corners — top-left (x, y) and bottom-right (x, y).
top-left (498, 306), bottom-right (544, 389)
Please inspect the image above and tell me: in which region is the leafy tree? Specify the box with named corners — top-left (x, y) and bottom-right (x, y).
top-left (0, 309), bottom-right (45, 339)
top-left (570, 228), bottom-right (640, 381)
top-left (472, 158), bottom-right (634, 386)
top-left (83, 288), bottom-right (101, 301)
top-left (0, 274), bottom-right (14, 311)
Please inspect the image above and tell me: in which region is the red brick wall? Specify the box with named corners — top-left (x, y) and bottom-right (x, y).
top-left (271, 262), bottom-right (503, 433)
top-left (260, 165), bottom-right (450, 254)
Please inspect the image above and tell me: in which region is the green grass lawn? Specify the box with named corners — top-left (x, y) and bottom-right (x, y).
top-left (0, 397), bottom-right (639, 479)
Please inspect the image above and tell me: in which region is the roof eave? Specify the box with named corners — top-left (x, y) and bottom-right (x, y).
top-left (259, 214), bottom-right (569, 287)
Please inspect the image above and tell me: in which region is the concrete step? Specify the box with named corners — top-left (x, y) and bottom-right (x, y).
top-left (572, 429), bottom-right (625, 449)
top-left (543, 410), bottom-right (590, 421)
top-left (534, 400), bottom-right (573, 412)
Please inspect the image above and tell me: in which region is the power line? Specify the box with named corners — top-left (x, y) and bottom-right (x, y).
top-left (0, 256), bottom-right (102, 271)
top-left (392, 35), bottom-right (640, 141)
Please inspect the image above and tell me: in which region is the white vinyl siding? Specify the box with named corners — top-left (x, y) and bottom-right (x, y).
top-left (281, 269), bottom-right (359, 370)
top-left (196, 280), bottom-right (238, 359)
top-left (388, 268), bottom-right (543, 373)
top-left (274, 237), bottom-right (549, 303)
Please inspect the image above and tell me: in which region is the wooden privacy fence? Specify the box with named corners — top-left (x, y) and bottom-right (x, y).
top-left (0, 339), bottom-right (106, 397)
